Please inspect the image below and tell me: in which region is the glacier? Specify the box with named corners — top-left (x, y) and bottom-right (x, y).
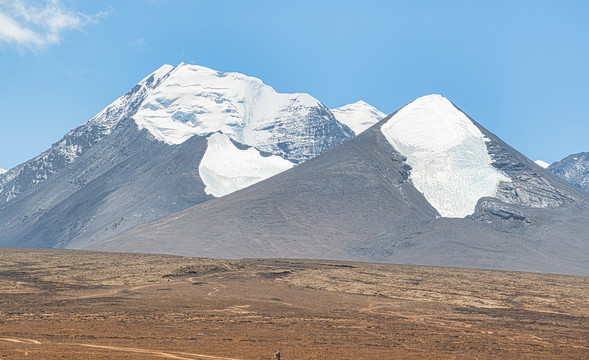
top-left (199, 133), bottom-right (293, 197)
top-left (381, 94), bottom-right (511, 218)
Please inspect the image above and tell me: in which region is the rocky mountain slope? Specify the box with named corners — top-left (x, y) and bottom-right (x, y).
top-left (0, 63), bottom-right (357, 249)
top-left (94, 95), bottom-right (589, 275)
top-left (548, 152), bottom-right (589, 192)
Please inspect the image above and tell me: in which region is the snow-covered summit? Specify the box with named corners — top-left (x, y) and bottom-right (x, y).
top-left (0, 168), bottom-right (7, 175)
top-left (330, 100), bottom-right (386, 135)
top-left (381, 94), bottom-right (511, 218)
top-left (535, 160), bottom-right (550, 169)
top-left (133, 63), bottom-right (353, 162)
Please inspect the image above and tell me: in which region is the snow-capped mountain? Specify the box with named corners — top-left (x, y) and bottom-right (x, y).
top-left (380, 95), bottom-right (574, 217)
top-left (0, 63), bottom-right (353, 249)
top-left (0, 63), bottom-right (353, 204)
top-left (330, 100), bottom-right (386, 135)
top-left (548, 152), bottom-right (589, 192)
top-left (132, 63), bottom-right (353, 162)
top-left (0, 168), bottom-right (6, 175)
top-left (95, 94), bottom-right (589, 275)
top-left (381, 95), bottom-right (511, 217)
top-left (535, 160), bottom-right (550, 169)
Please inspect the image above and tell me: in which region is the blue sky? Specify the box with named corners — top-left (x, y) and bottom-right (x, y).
top-left (1, 0), bottom-right (588, 169)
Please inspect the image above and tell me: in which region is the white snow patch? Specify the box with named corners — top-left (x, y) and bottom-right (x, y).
top-left (381, 94), bottom-right (511, 218)
top-left (535, 160), bottom-right (550, 169)
top-left (0, 168), bottom-right (6, 175)
top-left (330, 100), bottom-right (386, 135)
top-left (199, 133), bottom-right (294, 197)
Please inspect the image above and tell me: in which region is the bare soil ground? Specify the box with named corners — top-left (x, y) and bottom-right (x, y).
top-left (0, 247), bottom-right (587, 359)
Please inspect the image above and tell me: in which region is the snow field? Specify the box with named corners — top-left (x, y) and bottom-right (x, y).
top-left (199, 133), bottom-right (294, 197)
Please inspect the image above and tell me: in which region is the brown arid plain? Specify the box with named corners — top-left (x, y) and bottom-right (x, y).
top-left (0, 247), bottom-right (587, 359)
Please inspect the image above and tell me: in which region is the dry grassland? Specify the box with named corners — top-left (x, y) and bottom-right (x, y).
top-left (0, 247), bottom-right (587, 359)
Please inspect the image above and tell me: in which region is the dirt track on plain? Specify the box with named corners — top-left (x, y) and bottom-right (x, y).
top-left (0, 247), bottom-right (588, 359)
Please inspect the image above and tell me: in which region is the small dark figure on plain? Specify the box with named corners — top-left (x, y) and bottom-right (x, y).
top-left (275, 350), bottom-right (282, 360)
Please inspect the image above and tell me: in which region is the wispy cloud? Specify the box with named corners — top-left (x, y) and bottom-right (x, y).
top-left (0, 0), bottom-right (111, 49)
top-left (131, 38), bottom-right (147, 47)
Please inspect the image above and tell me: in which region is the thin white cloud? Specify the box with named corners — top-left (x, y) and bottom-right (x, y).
top-left (0, 0), bottom-right (110, 49)
top-left (133, 38), bottom-right (147, 47)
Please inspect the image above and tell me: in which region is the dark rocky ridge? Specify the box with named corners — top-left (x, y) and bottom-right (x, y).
top-left (0, 70), bottom-right (171, 204)
top-left (0, 119), bottom-right (211, 249)
top-left (548, 152), bottom-right (589, 192)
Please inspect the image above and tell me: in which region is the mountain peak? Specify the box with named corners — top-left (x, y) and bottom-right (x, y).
top-left (548, 152), bottom-right (589, 192)
top-left (131, 63), bottom-right (352, 163)
top-left (414, 93), bottom-right (445, 101)
top-left (0, 168), bottom-right (6, 175)
top-left (330, 100), bottom-right (386, 135)
top-left (381, 94), bottom-right (510, 218)
top-left (347, 100), bottom-right (370, 107)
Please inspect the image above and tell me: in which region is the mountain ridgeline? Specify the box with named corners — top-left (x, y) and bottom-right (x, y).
top-left (92, 95), bottom-right (589, 275)
top-left (0, 63), bottom-right (374, 250)
top-left (1, 64), bottom-right (588, 276)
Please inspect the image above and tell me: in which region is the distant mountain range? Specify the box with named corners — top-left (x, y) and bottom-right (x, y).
top-left (1, 64), bottom-right (588, 275)
top-left (547, 152), bottom-right (589, 193)
top-left (0, 64), bottom-right (380, 249)
top-left (92, 95), bottom-right (589, 275)
top-left (533, 156), bottom-right (589, 192)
